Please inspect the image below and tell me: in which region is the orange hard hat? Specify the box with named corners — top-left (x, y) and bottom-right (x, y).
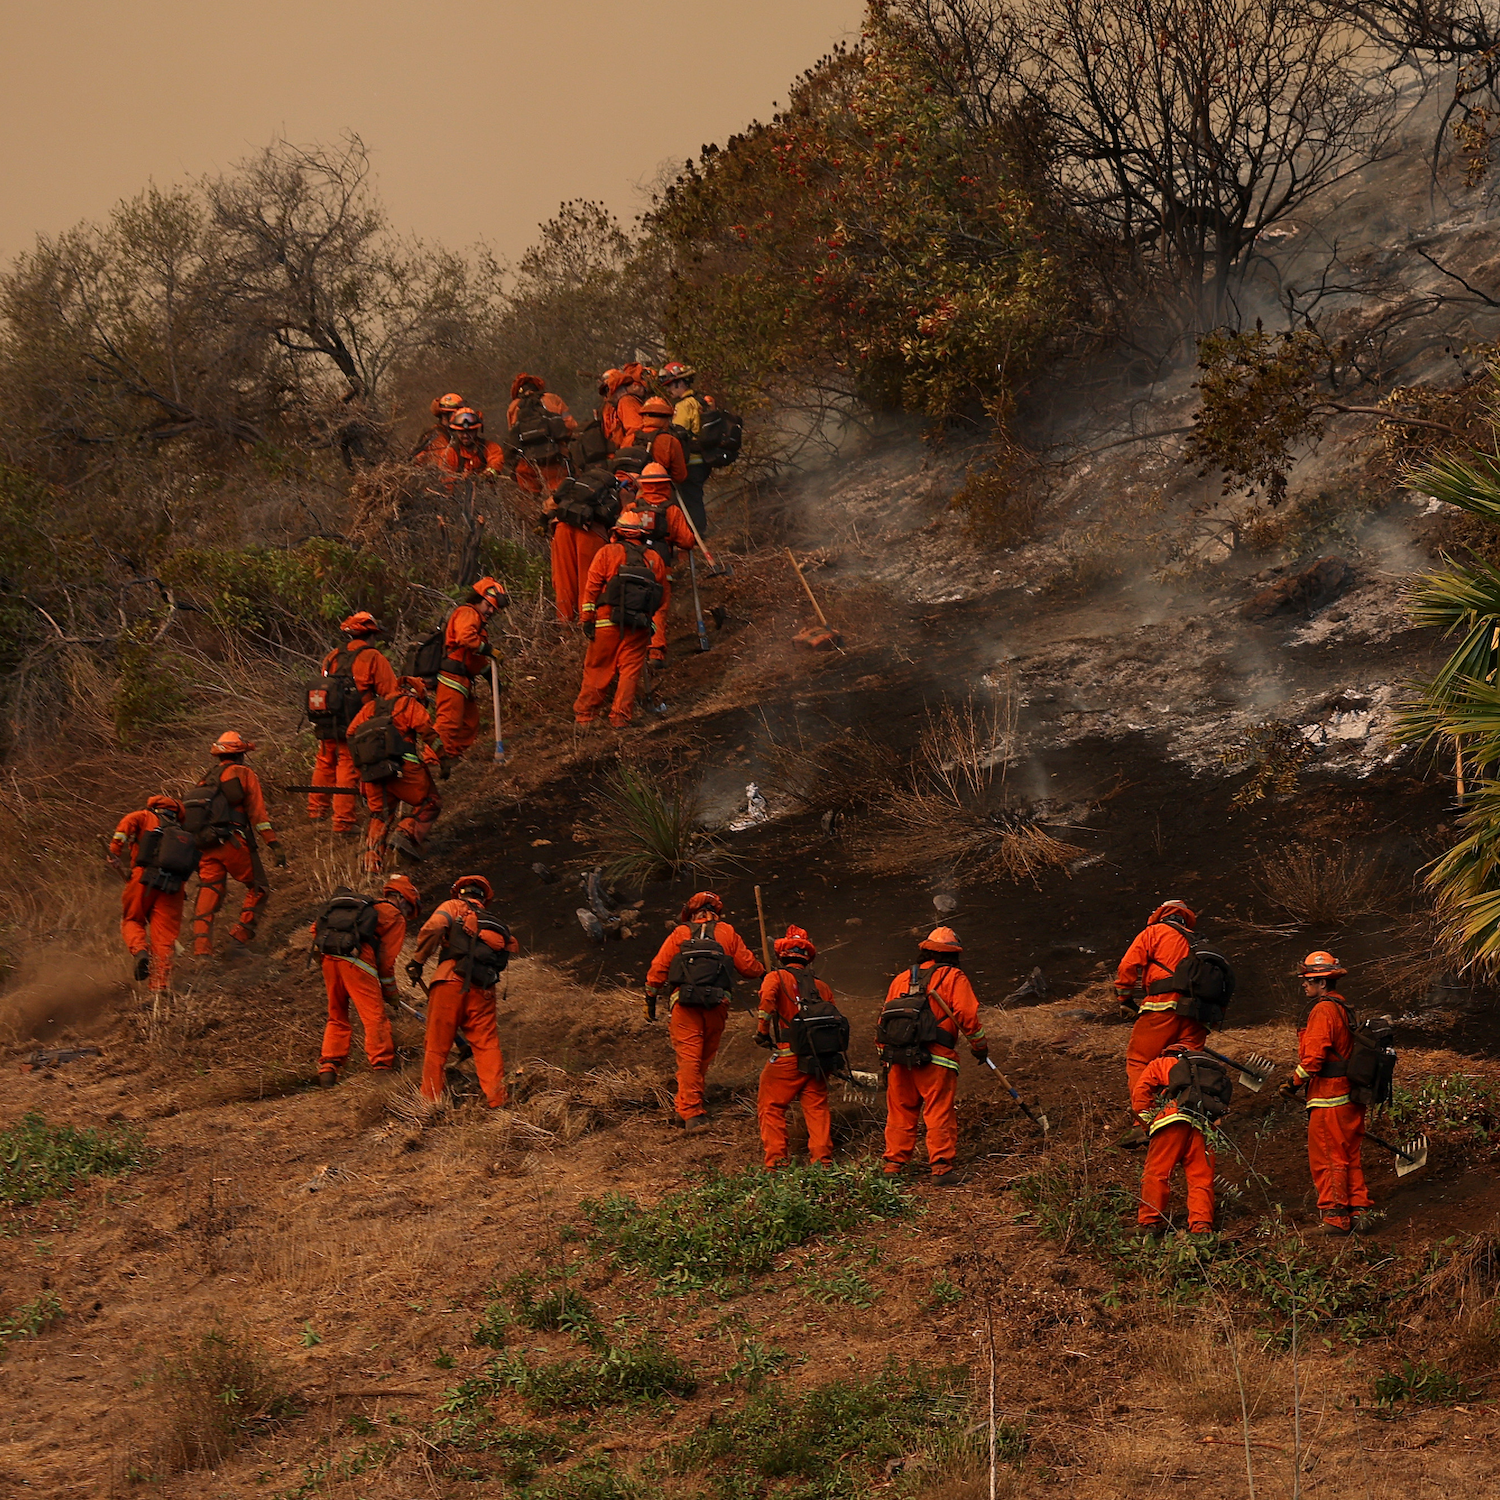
top-left (679, 891), bottom-right (723, 922)
top-left (774, 924), bottom-right (816, 962)
top-left (399, 675), bottom-right (430, 701)
top-left (452, 875), bottom-right (493, 903)
top-left (511, 372), bottom-right (545, 398)
top-left (471, 576), bottom-right (508, 610)
top-left (642, 396), bottom-right (674, 417)
top-left (146, 794), bottom-right (185, 817)
top-left (450, 407), bottom-right (483, 432)
top-left (211, 731), bottom-right (255, 756)
top-left (1297, 950), bottom-right (1347, 978)
top-left (599, 367), bottom-right (623, 396)
top-left (659, 361), bottom-right (695, 384)
top-left (1147, 900), bottom-right (1197, 931)
top-left (432, 392), bottom-right (466, 419)
top-left (383, 874), bottom-right (420, 908)
top-left (614, 508), bottom-right (649, 536)
top-left (340, 611), bottom-right (381, 635)
top-left (920, 926), bottom-right (963, 954)
top-left (640, 462), bottom-right (671, 484)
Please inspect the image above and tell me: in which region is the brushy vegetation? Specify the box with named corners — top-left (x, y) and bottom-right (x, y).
top-left (670, 1360), bottom-right (986, 1500)
top-left (1221, 719), bottom-right (1318, 809)
top-left (1254, 842), bottom-right (1394, 925)
top-left (589, 762), bottom-right (714, 888)
top-left (1390, 1072), bottom-right (1500, 1139)
top-left (493, 1336), bottom-right (699, 1413)
top-left (0, 1111), bottom-right (148, 1205)
top-left (580, 1163), bottom-right (910, 1294)
top-left (0, 1292), bottom-right (63, 1354)
top-left (1373, 1359), bottom-right (1480, 1407)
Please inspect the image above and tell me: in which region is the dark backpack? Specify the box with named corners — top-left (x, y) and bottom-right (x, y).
top-left (875, 965), bottom-right (950, 1069)
top-left (314, 887), bottom-right (381, 958)
top-left (572, 417), bottom-right (612, 468)
top-left (182, 764), bottom-right (245, 850)
top-left (509, 390), bottom-right (569, 458)
top-left (1148, 949), bottom-right (1236, 1029)
top-left (348, 703), bottom-right (412, 784)
top-left (441, 911), bottom-right (513, 989)
top-left (603, 542), bottom-right (665, 630)
top-left (696, 402), bottom-right (743, 469)
top-left (1321, 1007), bottom-right (1397, 1108)
top-left (787, 969), bottom-right (851, 1079)
top-left (304, 646), bottom-right (365, 741)
top-left (667, 925), bottom-right (734, 1008)
top-left (610, 437), bottom-right (654, 475)
top-left (553, 469), bottom-right (623, 532)
top-left (135, 817), bottom-right (200, 894)
top-left (1164, 1052), bottom-right (1234, 1124)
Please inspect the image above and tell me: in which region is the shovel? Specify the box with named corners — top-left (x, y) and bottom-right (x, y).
top-left (688, 551), bottom-right (711, 653)
top-left (675, 492), bottom-right (732, 577)
top-left (1202, 1045), bottom-right (1277, 1093)
top-left (1366, 1131), bottom-right (1428, 1176)
top-left (984, 1058), bottom-right (1050, 1134)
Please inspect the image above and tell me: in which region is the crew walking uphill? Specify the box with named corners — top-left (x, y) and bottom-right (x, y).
top-left (348, 677), bottom-right (447, 872)
top-left (108, 795), bottom-right (197, 992)
top-left (575, 507), bottom-right (668, 728)
top-left (187, 732), bottom-right (284, 956)
top-left (645, 892), bottom-right (765, 1131)
top-left (434, 577), bottom-right (509, 760)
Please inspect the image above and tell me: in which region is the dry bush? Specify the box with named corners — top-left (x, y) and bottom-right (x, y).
top-left (1375, 904), bottom-right (1480, 1006)
top-left (1092, 1427), bottom-right (1174, 1496)
top-left (758, 717), bottom-right (904, 816)
top-left (511, 1060), bottom-right (671, 1144)
top-left (1253, 842), bottom-right (1395, 925)
top-left (1140, 1320), bottom-right (1291, 1427)
top-left (947, 442), bottom-right (1050, 547)
top-left (1415, 1232), bottom-right (1500, 1372)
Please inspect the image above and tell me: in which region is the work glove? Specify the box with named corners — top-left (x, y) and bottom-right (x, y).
top-left (583, 619), bottom-right (596, 641)
top-left (753, 1031), bottom-right (774, 1050)
top-left (971, 1044), bottom-right (990, 1066)
top-left (405, 959), bottom-right (426, 987)
top-left (271, 846), bottom-right (288, 869)
top-left (643, 989), bottom-right (658, 1022)
top-left (1277, 1077), bottom-right (1303, 1101)
top-left (438, 757), bottom-right (453, 781)
top-left (1116, 987), bottom-right (1140, 1013)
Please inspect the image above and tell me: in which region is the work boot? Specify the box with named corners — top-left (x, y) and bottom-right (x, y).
top-left (649, 650), bottom-right (666, 665)
top-left (1135, 1221), bottom-right (1169, 1245)
top-left (1116, 1125), bottom-right (1148, 1151)
top-left (132, 953), bottom-right (151, 982)
top-left (317, 1069), bottom-right (338, 1089)
top-left (928, 1171), bottom-right (963, 1188)
top-left (683, 1114), bottom-right (709, 1134)
top-left (1320, 1216), bottom-right (1352, 1236)
top-left (390, 830), bottom-right (426, 861)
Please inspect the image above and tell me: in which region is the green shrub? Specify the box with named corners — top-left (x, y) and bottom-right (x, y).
top-left (672, 1361), bottom-right (976, 1499)
top-left (504, 1273), bottom-right (603, 1345)
top-left (581, 1163), bottom-right (910, 1294)
top-left (478, 534), bottom-right (547, 598)
top-left (588, 763), bottom-right (713, 889)
top-left (1391, 1073), bottom-right (1500, 1139)
top-left (0, 1292), bottom-right (63, 1353)
top-left (0, 1112), bottom-right (149, 1205)
top-left (718, 1336), bottom-right (793, 1392)
top-left (493, 1335), bottom-right (698, 1413)
top-left (527, 1454), bottom-right (641, 1500)
top-left (1374, 1359), bottom-right (1478, 1407)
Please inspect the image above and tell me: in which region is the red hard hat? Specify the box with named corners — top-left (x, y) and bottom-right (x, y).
top-left (1148, 900), bottom-right (1197, 931)
top-left (642, 397), bottom-right (674, 417)
top-left (920, 926), bottom-right (963, 954)
top-left (511, 372), bottom-right (545, 398)
top-left (146, 794), bottom-right (185, 817)
top-left (211, 730), bottom-right (256, 756)
top-left (659, 361), bottom-right (695, 384)
top-left (640, 462), bottom-right (671, 485)
top-left (679, 891), bottom-right (723, 922)
top-left (1297, 950), bottom-right (1347, 978)
top-left (452, 875), bottom-right (493, 903)
top-left (774, 924), bottom-right (816, 962)
top-left (340, 611), bottom-right (381, 635)
top-left (450, 407), bottom-right (483, 432)
top-left (432, 392), bottom-right (466, 419)
top-left (383, 874), bottom-right (420, 908)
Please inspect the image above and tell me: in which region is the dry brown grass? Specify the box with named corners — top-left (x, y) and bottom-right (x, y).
top-left (1253, 842), bottom-right (1396, 926)
top-left (758, 717), bottom-right (904, 815)
top-left (510, 1058), bottom-right (671, 1142)
top-left (1141, 1320), bottom-right (1292, 1428)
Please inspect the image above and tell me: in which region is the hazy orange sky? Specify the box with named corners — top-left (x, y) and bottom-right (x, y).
top-left (0, 1), bottom-right (866, 268)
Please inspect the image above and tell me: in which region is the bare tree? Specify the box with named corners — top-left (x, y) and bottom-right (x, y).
top-left (892, 0), bottom-right (1405, 325)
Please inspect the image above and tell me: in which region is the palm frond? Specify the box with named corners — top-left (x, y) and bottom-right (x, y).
top-left (1407, 451), bottom-right (1500, 526)
top-left (1405, 559), bottom-right (1500, 634)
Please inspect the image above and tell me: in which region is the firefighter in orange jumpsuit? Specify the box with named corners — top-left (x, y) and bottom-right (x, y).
top-left (506, 374), bottom-right (578, 495)
top-left (878, 927), bottom-right (988, 1184)
top-left (313, 875), bottom-right (419, 1084)
top-left (1278, 952), bottom-right (1373, 1234)
top-left (1115, 900), bottom-right (1204, 1142)
top-left (645, 891), bottom-right (765, 1131)
top-left (108, 795), bottom-right (190, 991)
top-left (614, 363), bottom-right (653, 449)
top-left (544, 473), bottom-right (615, 624)
top-left (349, 678), bottom-right (446, 872)
top-left (408, 875), bottom-right (517, 1107)
top-left (755, 925), bottom-right (835, 1169)
top-left (410, 392), bottom-right (466, 461)
top-left (636, 397), bottom-right (689, 482)
top-left (418, 408), bottom-right (505, 478)
top-left (307, 611), bottom-right (398, 833)
top-left (630, 461), bottom-right (697, 664)
top-left (575, 507), bottom-right (668, 727)
top-left (191, 732), bottom-right (285, 955)
top-left (434, 576), bottom-right (508, 759)
top-left (1132, 1044), bottom-right (1219, 1238)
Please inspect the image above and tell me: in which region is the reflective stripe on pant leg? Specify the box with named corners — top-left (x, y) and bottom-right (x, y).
top-left (883, 1065), bottom-right (921, 1169)
top-left (320, 958), bottom-right (354, 1069)
top-left (458, 986), bottom-right (507, 1107)
top-left (421, 979), bottom-right (464, 1101)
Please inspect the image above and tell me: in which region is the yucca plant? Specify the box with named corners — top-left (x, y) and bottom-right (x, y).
top-left (590, 763), bottom-right (713, 888)
top-left (1400, 450), bottom-right (1500, 971)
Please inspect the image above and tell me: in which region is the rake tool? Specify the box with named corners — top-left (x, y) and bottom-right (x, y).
top-left (983, 1058), bottom-right (1050, 1134)
top-left (687, 551), bottom-right (711, 653)
top-left (675, 491), bottom-right (732, 577)
top-left (785, 548), bottom-right (844, 649)
top-left (1365, 1131), bottom-right (1428, 1176)
top-left (1201, 1045), bottom-right (1277, 1093)
top-left (838, 1069), bottom-right (882, 1104)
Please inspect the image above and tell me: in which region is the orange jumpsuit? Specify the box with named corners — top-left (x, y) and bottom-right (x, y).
top-left (434, 602), bottom-right (494, 759)
top-left (507, 391), bottom-right (577, 495)
top-left (635, 482), bottom-right (696, 658)
top-left (1132, 1054), bottom-right (1216, 1231)
top-left (1115, 921), bottom-right (1204, 1093)
top-left (110, 809), bottom-right (185, 993)
top-left (615, 390), bottom-right (647, 450)
top-left (192, 762), bottom-right (279, 954)
top-left (348, 695), bottom-right (444, 871)
top-left (315, 897), bottom-right (406, 1073)
top-left (1294, 994), bottom-right (1371, 1229)
top-left (647, 918), bottom-right (765, 1121)
top-left (419, 437), bottom-right (505, 479)
top-left (637, 422), bottom-right (689, 483)
top-left (414, 899), bottom-right (517, 1107)
top-left (575, 542), bottom-right (668, 726)
top-left (879, 961), bottom-right (987, 1179)
top-left (308, 640), bottom-right (398, 830)
top-left (756, 967), bottom-right (834, 1168)
top-left (549, 516), bottom-right (609, 624)
top-left (600, 376), bottom-right (630, 450)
